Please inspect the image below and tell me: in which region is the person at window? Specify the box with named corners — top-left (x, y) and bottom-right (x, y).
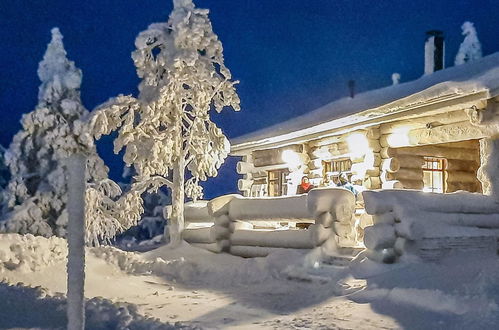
top-left (337, 172), bottom-right (358, 196)
top-left (296, 176), bottom-right (315, 194)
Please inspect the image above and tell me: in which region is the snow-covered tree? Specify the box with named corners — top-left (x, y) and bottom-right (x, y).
top-left (455, 21), bottom-right (482, 66)
top-left (90, 0), bottom-right (240, 246)
top-left (0, 145), bottom-right (9, 189)
top-left (0, 28), bottom-right (118, 244)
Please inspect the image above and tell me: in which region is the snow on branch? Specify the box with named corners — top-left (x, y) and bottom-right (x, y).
top-left (455, 21), bottom-right (482, 66)
top-left (89, 0), bottom-right (241, 243)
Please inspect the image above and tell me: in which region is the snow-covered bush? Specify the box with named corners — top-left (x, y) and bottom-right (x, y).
top-left (0, 234), bottom-right (67, 273)
top-left (455, 21), bottom-right (482, 66)
top-left (0, 28), bottom-right (127, 245)
top-left (90, 0), bottom-right (240, 246)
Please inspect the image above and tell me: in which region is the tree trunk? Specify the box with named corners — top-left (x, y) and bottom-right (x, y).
top-left (66, 153), bottom-right (86, 330)
top-left (168, 159), bottom-right (185, 247)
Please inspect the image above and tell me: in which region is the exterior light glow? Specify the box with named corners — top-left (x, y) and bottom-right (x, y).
top-left (347, 133), bottom-right (369, 158)
top-left (282, 149), bottom-right (300, 168)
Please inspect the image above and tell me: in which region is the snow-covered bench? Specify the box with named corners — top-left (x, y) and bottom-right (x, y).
top-left (362, 190), bottom-right (499, 263)
top-left (182, 187), bottom-right (357, 257)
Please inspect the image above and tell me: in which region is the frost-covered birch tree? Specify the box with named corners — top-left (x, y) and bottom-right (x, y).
top-left (455, 21), bottom-right (482, 66)
top-left (90, 0), bottom-right (240, 246)
top-left (0, 28), bottom-right (115, 242)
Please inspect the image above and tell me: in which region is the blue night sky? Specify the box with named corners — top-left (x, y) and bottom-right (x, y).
top-left (1, 0), bottom-right (498, 198)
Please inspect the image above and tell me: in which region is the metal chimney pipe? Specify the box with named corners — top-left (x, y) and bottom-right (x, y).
top-left (424, 30), bottom-right (445, 75)
top-left (348, 80), bottom-right (355, 98)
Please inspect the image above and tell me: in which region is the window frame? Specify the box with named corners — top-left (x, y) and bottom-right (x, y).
top-left (422, 157), bottom-right (446, 193)
top-left (267, 168), bottom-right (289, 197)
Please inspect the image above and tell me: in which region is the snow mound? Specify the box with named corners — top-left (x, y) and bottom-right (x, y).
top-left (0, 282), bottom-right (197, 329)
top-left (91, 242), bottom-right (319, 286)
top-left (0, 234), bottom-right (67, 272)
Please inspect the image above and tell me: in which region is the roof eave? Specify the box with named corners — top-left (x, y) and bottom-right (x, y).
top-left (230, 89), bottom-right (490, 156)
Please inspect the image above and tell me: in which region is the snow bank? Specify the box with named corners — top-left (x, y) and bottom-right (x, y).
top-left (228, 194), bottom-right (311, 220)
top-left (0, 234), bottom-right (67, 272)
top-left (91, 242), bottom-right (314, 287)
top-left (0, 282), bottom-right (194, 329)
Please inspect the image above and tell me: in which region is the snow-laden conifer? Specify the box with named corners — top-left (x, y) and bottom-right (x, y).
top-left (455, 21), bottom-right (482, 66)
top-left (0, 28), bottom-right (116, 244)
top-left (90, 0), bottom-right (240, 246)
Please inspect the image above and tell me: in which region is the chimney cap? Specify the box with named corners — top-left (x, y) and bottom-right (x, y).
top-left (426, 30), bottom-right (444, 37)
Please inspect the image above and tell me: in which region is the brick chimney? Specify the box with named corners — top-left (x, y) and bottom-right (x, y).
top-left (424, 30), bottom-right (445, 75)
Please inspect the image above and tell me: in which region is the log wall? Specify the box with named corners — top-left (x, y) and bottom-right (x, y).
top-left (379, 140), bottom-right (481, 193)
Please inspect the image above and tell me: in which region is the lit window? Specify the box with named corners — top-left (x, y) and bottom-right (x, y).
top-left (422, 157), bottom-right (446, 193)
top-left (324, 158), bottom-right (352, 173)
top-left (267, 169), bottom-right (289, 197)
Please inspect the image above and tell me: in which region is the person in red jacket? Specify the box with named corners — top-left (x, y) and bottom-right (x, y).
top-left (296, 176), bottom-right (315, 194)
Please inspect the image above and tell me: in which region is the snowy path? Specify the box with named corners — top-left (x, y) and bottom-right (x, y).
top-left (2, 234), bottom-right (499, 329)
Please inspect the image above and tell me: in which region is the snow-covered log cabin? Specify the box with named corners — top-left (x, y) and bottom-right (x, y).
top-left (231, 38), bottom-right (499, 200)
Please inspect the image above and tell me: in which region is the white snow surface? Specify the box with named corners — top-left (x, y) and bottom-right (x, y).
top-left (232, 52), bottom-right (499, 149)
top-left (2, 233), bottom-right (499, 329)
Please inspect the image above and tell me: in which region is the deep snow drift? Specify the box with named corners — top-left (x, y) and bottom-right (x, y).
top-left (1, 233), bottom-right (499, 329)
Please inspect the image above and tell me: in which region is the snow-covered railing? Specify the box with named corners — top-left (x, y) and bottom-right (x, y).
top-left (182, 188), bottom-right (356, 257)
top-left (362, 190), bottom-right (499, 263)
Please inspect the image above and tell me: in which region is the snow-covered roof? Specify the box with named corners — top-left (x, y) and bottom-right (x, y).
top-left (231, 53), bottom-right (499, 154)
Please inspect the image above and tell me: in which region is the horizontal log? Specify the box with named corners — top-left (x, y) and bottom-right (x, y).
top-left (445, 170), bottom-right (478, 183)
top-left (184, 201), bottom-right (213, 223)
top-left (229, 245), bottom-right (298, 258)
top-left (308, 135), bottom-right (343, 148)
top-left (230, 225), bottom-right (332, 249)
top-left (310, 145), bottom-right (349, 159)
top-left (380, 110), bottom-right (471, 134)
top-left (182, 227), bottom-right (216, 244)
top-left (397, 155), bottom-right (425, 169)
top-left (437, 140), bottom-right (480, 150)
top-left (253, 145), bottom-right (302, 167)
top-left (407, 121), bottom-right (486, 146)
top-left (363, 189), bottom-right (499, 215)
top-left (405, 210), bottom-right (499, 228)
top-left (381, 158), bottom-right (400, 173)
top-left (398, 179), bottom-right (424, 190)
top-left (445, 159), bottom-right (479, 171)
top-left (395, 145), bottom-right (479, 161)
top-left (236, 161), bottom-right (254, 174)
top-left (395, 168), bottom-right (423, 181)
top-left (366, 168), bottom-right (381, 177)
top-left (380, 121), bottom-right (486, 149)
top-left (238, 179), bottom-right (253, 191)
top-left (191, 241), bottom-right (228, 254)
top-left (446, 181), bottom-right (480, 193)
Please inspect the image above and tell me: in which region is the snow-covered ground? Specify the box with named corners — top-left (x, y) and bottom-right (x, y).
top-left (1, 233), bottom-right (499, 329)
